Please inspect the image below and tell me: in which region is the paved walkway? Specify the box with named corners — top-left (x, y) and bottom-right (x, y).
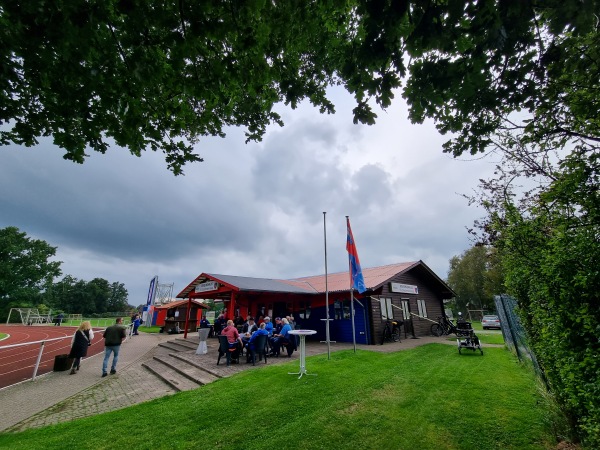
top-left (0, 332), bottom-right (175, 432)
top-left (0, 332), bottom-right (497, 433)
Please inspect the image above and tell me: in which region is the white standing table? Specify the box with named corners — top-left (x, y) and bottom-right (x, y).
top-left (287, 329), bottom-right (317, 379)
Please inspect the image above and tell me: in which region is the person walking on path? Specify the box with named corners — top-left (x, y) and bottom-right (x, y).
top-left (132, 314), bottom-right (141, 335)
top-left (68, 321), bottom-right (94, 374)
top-left (102, 317), bottom-right (127, 377)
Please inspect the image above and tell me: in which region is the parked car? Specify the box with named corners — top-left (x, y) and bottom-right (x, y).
top-left (481, 315), bottom-right (501, 330)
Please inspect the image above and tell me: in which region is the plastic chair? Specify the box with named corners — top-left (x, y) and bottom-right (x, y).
top-left (217, 335), bottom-right (239, 366)
top-left (249, 334), bottom-right (268, 366)
top-left (196, 328), bottom-right (210, 355)
top-left (283, 335), bottom-right (297, 357)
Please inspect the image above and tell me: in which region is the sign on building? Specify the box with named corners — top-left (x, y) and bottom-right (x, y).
top-left (195, 281), bottom-right (219, 293)
top-left (389, 282), bottom-right (419, 294)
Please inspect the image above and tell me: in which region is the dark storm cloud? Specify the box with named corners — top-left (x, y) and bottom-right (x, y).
top-left (0, 135), bottom-right (269, 264)
top-left (252, 118), bottom-right (394, 224)
top-left (0, 88), bottom-right (497, 304)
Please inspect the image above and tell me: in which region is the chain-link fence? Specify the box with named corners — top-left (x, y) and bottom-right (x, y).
top-left (494, 294), bottom-right (546, 385)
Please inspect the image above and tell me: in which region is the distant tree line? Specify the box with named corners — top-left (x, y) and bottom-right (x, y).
top-left (446, 245), bottom-right (504, 316)
top-left (0, 226), bottom-right (133, 322)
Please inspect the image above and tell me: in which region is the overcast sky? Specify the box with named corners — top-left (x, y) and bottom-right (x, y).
top-left (0, 87), bottom-right (497, 306)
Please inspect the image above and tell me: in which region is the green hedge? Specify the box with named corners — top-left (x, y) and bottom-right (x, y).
top-left (497, 204), bottom-right (600, 447)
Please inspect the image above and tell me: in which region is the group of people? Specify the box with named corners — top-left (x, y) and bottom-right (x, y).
top-left (67, 311), bottom-right (299, 375)
top-left (67, 317), bottom-right (128, 377)
top-left (219, 314), bottom-right (298, 361)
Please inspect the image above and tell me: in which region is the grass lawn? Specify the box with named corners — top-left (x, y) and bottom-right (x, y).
top-left (138, 325), bottom-right (162, 333)
top-left (62, 318), bottom-right (118, 327)
top-left (476, 331), bottom-right (505, 345)
top-left (60, 320), bottom-right (165, 333)
top-left (446, 331), bottom-right (505, 346)
top-left (0, 344), bottom-right (554, 450)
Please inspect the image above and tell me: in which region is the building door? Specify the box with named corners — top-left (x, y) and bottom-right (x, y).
top-left (273, 301), bottom-right (288, 319)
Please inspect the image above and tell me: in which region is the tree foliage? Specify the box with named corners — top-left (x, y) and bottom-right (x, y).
top-left (2, 1), bottom-right (598, 173)
top-left (0, 226), bottom-right (62, 313)
top-left (487, 198), bottom-right (600, 446)
top-left (47, 275), bottom-right (130, 315)
top-left (0, 227), bottom-right (130, 318)
top-left (471, 136), bottom-right (600, 446)
top-left (446, 245), bottom-right (504, 314)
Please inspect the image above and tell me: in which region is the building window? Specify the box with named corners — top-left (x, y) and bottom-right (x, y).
top-left (298, 301), bottom-right (311, 319)
top-left (334, 300), bottom-right (342, 320)
top-left (380, 298), bottom-right (394, 320)
top-left (417, 299), bottom-right (428, 318)
top-left (401, 299), bottom-right (410, 320)
top-left (334, 300), bottom-right (351, 320)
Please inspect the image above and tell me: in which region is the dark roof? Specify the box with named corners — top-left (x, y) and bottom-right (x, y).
top-left (207, 274), bottom-right (316, 294)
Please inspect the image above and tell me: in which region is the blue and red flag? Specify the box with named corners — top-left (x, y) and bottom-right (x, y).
top-left (346, 217), bottom-right (367, 293)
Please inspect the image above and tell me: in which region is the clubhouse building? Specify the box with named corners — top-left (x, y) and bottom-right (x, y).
top-left (176, 261), bottom-right (455, 344)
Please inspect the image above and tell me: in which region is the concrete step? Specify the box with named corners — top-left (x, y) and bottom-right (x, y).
top-left (155, 354), bottom-right (220, 385)
top-left (141, 359), bottom-right (202, 392)
top-left (168, 352), bottom-right (224, 379)
top-left (173, 338), bottom-right (200, 350)
top-left (158, 340), bottom-right (195, 353)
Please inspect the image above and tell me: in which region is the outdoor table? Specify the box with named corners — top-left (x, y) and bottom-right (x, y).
top-left (287, 329), bottom-right (317, 379)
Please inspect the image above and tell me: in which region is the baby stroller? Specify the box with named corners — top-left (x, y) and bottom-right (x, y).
top-left (455, 320), bottom-right (483, 355)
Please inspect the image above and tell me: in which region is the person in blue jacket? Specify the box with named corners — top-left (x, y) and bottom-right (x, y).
top-left (246, 322), bottom-right (269, 361)
top-left (132, 314), bottom-right (141, 335)
top-left (263, 316), bottom-right (274, 335)
top-left (270, 318), bottom-right (292, 356)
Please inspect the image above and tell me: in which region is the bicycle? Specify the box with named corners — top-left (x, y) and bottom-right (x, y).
top-left (381, 320), bottom-right (402, 344)
top-left (430, 315), bottom-right (458, 337)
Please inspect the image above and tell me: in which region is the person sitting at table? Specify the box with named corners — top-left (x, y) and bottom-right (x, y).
top-left (263, 316), bottom-right (273, 335)
top-left (242, 316), bottom-right (258, 335)
top-left (270, 317), bottom-right (292, 356)
top-left (269, 317), bottom-right (284, 351)
top-left (240, 317), bottom-right (258, 354)
top-left (287, 314), bottom-right (299, 346)
top-left (234, 315), bottom-right (245, 329)
top-left (245, 322), bottom-right (269, 362)
top-left (273, 317), bottom-right (283, 335)
top-left (213, 313), bottom-right (225, 335)
top-left (221, 319), bottom-right (243, 352)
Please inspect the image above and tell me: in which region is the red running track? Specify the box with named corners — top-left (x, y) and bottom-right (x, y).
top-left (0, 325), bottom-right (105, 389)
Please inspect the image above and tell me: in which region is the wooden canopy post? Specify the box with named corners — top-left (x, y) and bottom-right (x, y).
top-left (183, 297), bottom-right (192, 338)
top-left (229, 291), bottom-right (236, 320)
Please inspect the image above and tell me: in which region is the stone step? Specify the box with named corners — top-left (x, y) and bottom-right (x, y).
top-left (158, 341), bottom-right (195, 353)
top-left (141, 359), bottom-right (202, 392)
top-left (173, 338), bottom-right (201, 350)
top-left (155, 354), bottom-right (220, 385)
top-left (168, 352), bottom-right (225, 379)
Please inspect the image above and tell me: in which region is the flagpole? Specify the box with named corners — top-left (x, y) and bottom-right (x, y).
top-left (323, 211), bottom-right (331, 360)
top-left (346, 216), bottom-right (357, 353)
